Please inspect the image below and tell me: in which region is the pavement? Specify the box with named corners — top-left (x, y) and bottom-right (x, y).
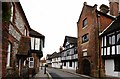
top-left (32, 67), bottom-right (50, 79)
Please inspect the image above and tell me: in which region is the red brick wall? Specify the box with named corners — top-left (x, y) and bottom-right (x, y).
top-left (99, 15), bottom-right (113, 33)
top-left (77, 4), bottom-right (99, 77)
top-left (77, 3), bottom-right (114, 77)
top-left (2, 23), bottom-right (9, 78)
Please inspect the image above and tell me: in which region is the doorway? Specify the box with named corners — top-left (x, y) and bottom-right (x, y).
top-left (82, 59), bottom-right (91, 75)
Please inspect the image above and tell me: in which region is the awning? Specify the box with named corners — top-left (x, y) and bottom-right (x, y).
top-left (17, 36), bottom-right (31, 57)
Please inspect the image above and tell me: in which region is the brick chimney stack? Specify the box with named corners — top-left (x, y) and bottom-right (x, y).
top-left (100, 4), bottom-right (109, 14)
top-left (109, 0), bottom-right (119, 16)
top-left (59, 46), bottom-right (63, 52)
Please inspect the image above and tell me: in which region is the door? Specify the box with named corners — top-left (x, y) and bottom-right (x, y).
top-left (82, 59), bottom-right (91, 75)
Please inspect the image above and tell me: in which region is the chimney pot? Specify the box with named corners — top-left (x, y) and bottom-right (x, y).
top-left (100, 4), bottom-right (109, 14)
top-left (109, 0), bottom-right (119, 16)
top-left (84, 2), bottom-right (87, 5)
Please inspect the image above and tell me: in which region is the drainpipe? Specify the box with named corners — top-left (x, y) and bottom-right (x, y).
top-left (97, 13), bottom-right (101, 78)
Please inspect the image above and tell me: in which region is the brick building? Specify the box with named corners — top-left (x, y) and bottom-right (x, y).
top-left (77, 2), bottom-right (115, 77)
top-left (2, 2), bottom-right (45, 79)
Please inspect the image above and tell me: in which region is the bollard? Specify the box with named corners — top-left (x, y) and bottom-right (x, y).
top-left (44, 66), bottom-right (46, 74)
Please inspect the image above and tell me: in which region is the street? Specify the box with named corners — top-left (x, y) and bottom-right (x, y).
top-left (47, 67), bottom-right (91, 79)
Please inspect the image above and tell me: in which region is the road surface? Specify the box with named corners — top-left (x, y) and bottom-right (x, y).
top-left (47, 67), bottom-right (91, 79)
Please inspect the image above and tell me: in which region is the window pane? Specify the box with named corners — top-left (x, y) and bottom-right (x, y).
top-left (104, 36), bottom-right (106, 46)
top-left (109, 37), bottom-right (112, 45)
top-left (112, 46), bottom-right (115, 55)
top-left (117, 33), bottom-right (120, 44)
top-left (112, 35), bottom-right (115, 44)
top-left (35, 38), bottom-right (40, 50)
top-left (117, 45), bottom-right (120, 54)
top-left (10, 3), bottom-right (13, 22)
top-left (30, 58), bottom-right (33, 61)
top-left (102, 37), bottom-right (103, 47)
top-left (83, 18), bottom-right (87, 28)
top-left (31, 38), bottom-right (34, 50)
top-left (7, 43), bottom-right (12, 67)
top-left (107, 47), bottom-right (110, 55)
top-left (101, 48), bottom-right (103, 55)
top-left (104, 48), bottom-right (106, 55)
top-left (30, 62), bottom-right (34, 67)
top-left (82, 34), bottom-right (89, 43)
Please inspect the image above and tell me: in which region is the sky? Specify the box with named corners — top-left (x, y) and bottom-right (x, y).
top-left (20, 0), bottom-right (109, 59)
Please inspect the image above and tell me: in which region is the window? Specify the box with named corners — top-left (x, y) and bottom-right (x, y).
top-left (31, 37), bottom-right (34, 50)
top-left (29, 57), bottom-right (34, 68)
top-left (117, 33), bottom-right (120, 44)
top-left (31, 37), bottom-right (40, 50)
top-left (35, 38), bottom-right (40, 50)
top-left (24, 27), bottom-right (27, 36)
top-left (10, 3), bottom-right (14, 22)
top-left (83, 18), bottom-right (87, 28)
top-left (74, 48), bottom-right (77, 54)
top-left (106, 33), bottom-right (115, 46)
top-left (69, 61), bottom-right (72, 67)
top-left (6, 42), bottom-right (12, 67)
top-left (82, 34), bottom-right (89, 43)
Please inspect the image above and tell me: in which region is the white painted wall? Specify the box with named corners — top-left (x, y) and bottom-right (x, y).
top-left (62, 61), bottom-right (77, 70)
top-left (105, 59), bottom-right (120, 77)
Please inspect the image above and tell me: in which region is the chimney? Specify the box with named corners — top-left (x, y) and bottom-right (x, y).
top-left (109, 0), bottom-right (119, 16)
top-left (84, 2), bottom-right (87, 6)
top-left (100, 4), bottom-right (109, 14)
top-left (59, 46), bottom-right (63, 52)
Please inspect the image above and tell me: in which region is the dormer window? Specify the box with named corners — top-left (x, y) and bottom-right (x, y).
top-left (83, 18), bottom-right (87, 28)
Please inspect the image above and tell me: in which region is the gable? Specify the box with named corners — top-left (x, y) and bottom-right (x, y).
top-left (77, 2), bottom-right (97, 24)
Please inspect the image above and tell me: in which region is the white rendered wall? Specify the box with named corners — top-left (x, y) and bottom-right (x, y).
top-left (105, 59), bottom-right (120, 77)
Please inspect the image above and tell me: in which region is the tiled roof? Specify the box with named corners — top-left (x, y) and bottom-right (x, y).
top-left (17, 36), bottom-right (31, 56)
top-left (29, 29), bottom-right (44, 38)
top-left (100, 15), bottom-right (120, 35)
top-left (51, 52), bottom-right (61, 58)
top-left (63, 36), bottom-right (77, 47)
top-left (29, 29), bottom-right (45, 47)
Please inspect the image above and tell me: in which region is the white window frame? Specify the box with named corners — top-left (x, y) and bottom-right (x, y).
top-left (10, 3), bottom-right (14, 22)
top-left (29, 57), bottom-right (34, 68)
top-left (31, 37), bottom-right (34, 50)
top-left (35, 38), bottom-right (40, 50)
top-left (6, 42), bottom-right (12, 67)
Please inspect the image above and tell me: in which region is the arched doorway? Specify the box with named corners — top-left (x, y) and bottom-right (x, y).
top-left (82, 59), bottom-right (91, 75)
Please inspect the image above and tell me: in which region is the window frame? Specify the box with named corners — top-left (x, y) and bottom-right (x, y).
top-left (6, 42), bottom-right (12, 67)
top-left (29, 57), bottom-right (34, 68)
top-left (83, 18), bottom-right (87, 28)
top-left (101, 30), bottom-right (120, 56)
top-left (82, 33), bottom-right (89, 43)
